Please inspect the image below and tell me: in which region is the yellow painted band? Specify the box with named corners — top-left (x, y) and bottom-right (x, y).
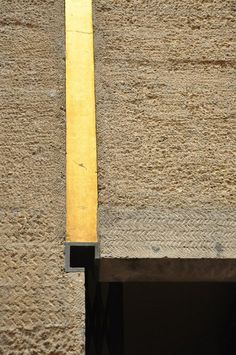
top-left (66, 0), bottom-right (97, 242)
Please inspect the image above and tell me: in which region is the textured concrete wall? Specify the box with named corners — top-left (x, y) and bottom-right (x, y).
top-left (95, 0), bottom-right (236, 258)
top-left (0, 1), bottom-right (84, 353)
top-left (1, 0), bottom-right (236, 351)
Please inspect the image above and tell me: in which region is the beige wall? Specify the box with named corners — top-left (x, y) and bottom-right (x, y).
top-left (95, 0), bottom-right (236, 259)
top-left (0, 0), bottom-right (235, 351)
top-left (0, 1), bottom-right (84, 353)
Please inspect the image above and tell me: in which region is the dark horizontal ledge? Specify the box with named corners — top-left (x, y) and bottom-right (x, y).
top-left (98, 258), bottom-right (236, 283)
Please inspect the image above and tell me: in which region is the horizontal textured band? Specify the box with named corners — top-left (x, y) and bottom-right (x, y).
top-left (99, 207), bottom-right (236, 259)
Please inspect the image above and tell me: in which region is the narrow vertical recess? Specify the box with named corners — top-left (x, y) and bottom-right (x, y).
top-left (66, 0), bottom-right (97, 242)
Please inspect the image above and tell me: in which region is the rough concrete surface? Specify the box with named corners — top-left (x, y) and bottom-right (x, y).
top-left (0, 1), bottom-right (85, 353)
top-left (94, 0), bottom-right (236, 258)
top-left (1, 0), bottom-right (236, 351)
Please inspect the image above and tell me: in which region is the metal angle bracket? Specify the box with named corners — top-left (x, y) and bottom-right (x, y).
top-left (65, 242), bottom-right (100, 272)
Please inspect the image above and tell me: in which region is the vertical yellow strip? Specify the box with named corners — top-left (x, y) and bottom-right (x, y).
top-left (66, 0), bottom-right (97, 242)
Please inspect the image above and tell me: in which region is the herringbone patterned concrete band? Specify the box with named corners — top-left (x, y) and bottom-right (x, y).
top-left (99, 207), bottom-right (235, 258)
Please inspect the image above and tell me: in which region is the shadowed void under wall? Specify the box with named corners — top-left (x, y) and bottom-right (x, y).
top-left (86, 281), bottom-right (236, 355)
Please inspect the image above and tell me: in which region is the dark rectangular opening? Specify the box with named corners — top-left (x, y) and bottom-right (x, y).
top-left (123, 282), bottom-right (236, 355)
top-left (69, 245), bottom-right (95, 268)
top-left (86, 279), bottom-right (236, 355)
